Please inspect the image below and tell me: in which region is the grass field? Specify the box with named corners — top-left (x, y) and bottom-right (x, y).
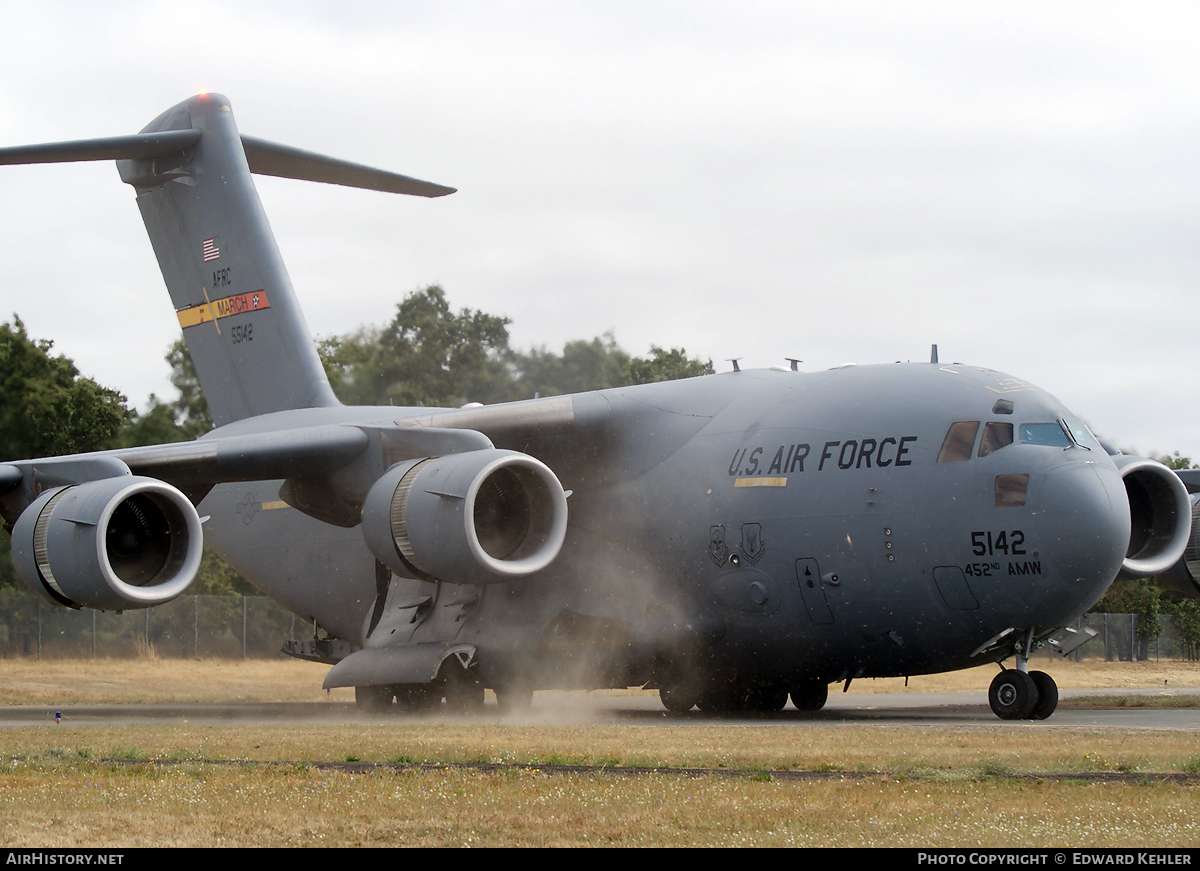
top-left (1, 657), bottom-right (1198, 846)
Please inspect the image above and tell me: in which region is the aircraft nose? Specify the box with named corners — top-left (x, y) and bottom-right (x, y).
top-left (1035, 458), bottom-right (1130, 615)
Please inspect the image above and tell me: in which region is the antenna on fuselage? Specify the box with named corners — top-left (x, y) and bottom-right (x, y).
top-left (726, 358), bottom-right (742, 372)
top-left (784, 358), bottom-right (802, 372)
top-left (930, 344), bottom-right (939, 364)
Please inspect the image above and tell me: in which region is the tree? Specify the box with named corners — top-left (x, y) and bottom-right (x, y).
top-left (1094, 576), bottom-right (1165, 661)
top-left (1152, 451), bottom-right (1197, 470)
top-left (106, 340), bottom-right (213, 449)
top-left (318, 285), bottom-right (714, 405)
top-left (512, 333), bottom-right (633, 398)
top-left (1171, 599), bottom-right (1200, 661)
top-left (320, 285), bottom-right (514, 408)
top-left (0, 317), bottom-right (128, 460)
top-left (629, 345), bottom-right (715, 383)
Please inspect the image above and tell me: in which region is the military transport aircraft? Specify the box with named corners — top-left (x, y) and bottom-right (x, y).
top-left (2, 94), bottom-right (1197, 720)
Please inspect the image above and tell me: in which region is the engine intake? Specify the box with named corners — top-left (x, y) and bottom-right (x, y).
top-left (11, 476), bottom-right (203, 610)
top-left (362, 449), bottom-right (568, 584)
top-left (1114, 456), bottom-right (1192, 578)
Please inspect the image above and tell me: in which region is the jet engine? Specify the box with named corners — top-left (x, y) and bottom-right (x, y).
top-left (10, 476), bottom-right (203, 610)
top-left (1114, 456), bottom-right (1192, 578)
top-left (361, 449), bottom-right (568, 585)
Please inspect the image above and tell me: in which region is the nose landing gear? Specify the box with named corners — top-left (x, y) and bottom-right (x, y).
top-left (988, 648), bottom-right (1059, 720)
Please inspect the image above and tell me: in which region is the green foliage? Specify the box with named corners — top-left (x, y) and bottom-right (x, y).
top-left (0, 316), bottom-right (128, 460)
top-left (106, 395), bottom-right (188, 449)
top-left (164, 339), bottom-right (214, 437)
top-left (190, 548), bottom-right (256, 596)
top-left (317, 284), bottom-right (714, 406)
top-left (512, 333), bottom-right (634, 397)
top-left (1151, 452), bottom-right (1197, 470)
top-left (108, 341), bottom-right (213, 449)
top-left (1170, 599), bottom-right (1200, 661)
top-left (1094, 578), bottom-right (1164, 637)
top-left (319, 285), bottom-right (513, 407)
top-left (629, 345), bottom-right (715, 384)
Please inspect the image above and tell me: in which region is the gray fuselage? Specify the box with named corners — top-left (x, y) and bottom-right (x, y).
top-left (199, 361), bottom-right (1129, 689)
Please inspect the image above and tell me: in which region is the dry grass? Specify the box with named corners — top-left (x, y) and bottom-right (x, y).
top-left (0, 754), bottom-right (1197, 847)
top-left (0, 657), bottom-right (356, 705)
top-left (2, 723), bottom-right (1199, 775)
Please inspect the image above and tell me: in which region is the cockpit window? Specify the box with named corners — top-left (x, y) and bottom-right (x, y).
top-left (977, 422), bottom-right (1014, 457)
top-left (937, 421), bottom-right (980, 463)
top-left (1064, 420), bottom-right (1099, 450)
top-left (1019, 422), bottom-right (1071, 448)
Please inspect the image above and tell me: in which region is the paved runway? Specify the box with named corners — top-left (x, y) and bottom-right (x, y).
top-left (3, 688), bottom-right (1199, 729)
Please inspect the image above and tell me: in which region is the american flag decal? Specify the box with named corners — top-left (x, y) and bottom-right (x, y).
top-left (202, 237), bottom-right (220, 262)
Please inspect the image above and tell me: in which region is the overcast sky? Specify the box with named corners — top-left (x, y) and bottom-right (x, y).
top-left (1, 2), bottom-right (1197, 459)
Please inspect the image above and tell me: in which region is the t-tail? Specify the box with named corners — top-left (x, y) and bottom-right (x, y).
top-left (0, 93), bottom-right (455, 426)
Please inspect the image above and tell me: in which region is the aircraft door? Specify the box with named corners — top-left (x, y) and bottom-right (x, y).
top-left (795, 558), bottom-right (835, 624)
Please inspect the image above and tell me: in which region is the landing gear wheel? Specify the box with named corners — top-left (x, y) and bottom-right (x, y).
top-left (395, 684), bottom-right (439, 713)
top-left (745, 684), bottom-right (789, 713)
top-left (355, 684), bottom-right (394, 713)
top-left (696, 685), bottom-right (739, 715)
top-left (988, 669), bottom-right (1038, 720)
top-left (789, 682), bottom-right (829, 712)
top-left (659, 684), bottom-right (699, 714)
top-left (443, 667), bottom-right (485, 714)
top-left (1027, 670), bottom-right (1059, 720)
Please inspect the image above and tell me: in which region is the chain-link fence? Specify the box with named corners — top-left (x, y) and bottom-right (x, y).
top-left (1077, 612), bottom-right (1196, 662)
top-left (1, 584), bottom-right (1197, 662)
top-left (0, 588), bottom-right (305, 659)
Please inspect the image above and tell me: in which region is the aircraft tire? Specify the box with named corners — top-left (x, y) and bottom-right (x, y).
top-left (696, 684), bottom-right (740, 715)
top-left (988, 669), bottom-right (1038, 720)
top-left (746, 684), bottom-right (789, 713)
top-left (1027, 670), bottom-right (1059, 720)
top-left (355, 684), bottom-right (395, 713)
top-left (789, 682), bottom-right (828, 712)
top-left (395, 683), bottom-right (439, 713)
top-left (443, 667), bottom-right (485, 714)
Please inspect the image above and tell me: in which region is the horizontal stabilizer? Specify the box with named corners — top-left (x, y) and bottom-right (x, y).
top-left (0, 130), bottom-right (200, 165)
top-left (0, 128), bottom-right (453, 198)
top-left (241, 135), bottom-right (456, 197)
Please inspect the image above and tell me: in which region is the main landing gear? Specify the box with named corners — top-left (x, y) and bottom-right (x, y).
top-left (988, 667), bottom-right (1058, 720)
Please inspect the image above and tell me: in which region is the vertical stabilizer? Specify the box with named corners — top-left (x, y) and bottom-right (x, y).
top-left (0, 92), bottom-right (454, 427)
top-left (118, 93), bottom-right (338, 427)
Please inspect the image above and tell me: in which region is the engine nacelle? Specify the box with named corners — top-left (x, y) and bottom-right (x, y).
top-left (361, 449), bottom-right (568, 584)
top-left (1114, 456), bottom-right (1192, 578)
top-left (11, 476), bottom-right (203, 610)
